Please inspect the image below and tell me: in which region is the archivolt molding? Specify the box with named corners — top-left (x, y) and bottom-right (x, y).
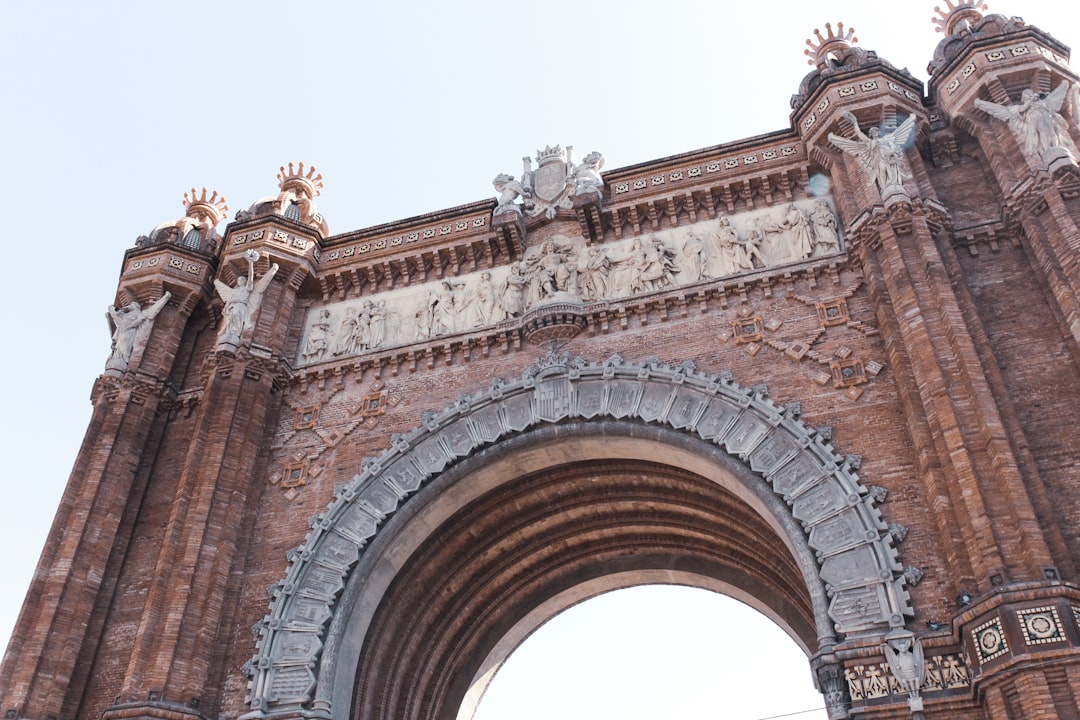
top-left (242, 354), bottom-right (913, 717)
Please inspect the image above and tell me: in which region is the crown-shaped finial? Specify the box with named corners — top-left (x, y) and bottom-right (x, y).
top-left (535, 145), bottom-right (566, 165)
top-left (804, 22), bottom-right (858, 67)
top-left (183, 187), bottom-right (229, 225)
top-left (932, 1), bottom-right (988, 35)
top-left (277, 161), bottom-right (324, 197)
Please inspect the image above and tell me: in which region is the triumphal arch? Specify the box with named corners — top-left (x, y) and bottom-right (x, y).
top-left (5, 3), bottom-right (1080, 718)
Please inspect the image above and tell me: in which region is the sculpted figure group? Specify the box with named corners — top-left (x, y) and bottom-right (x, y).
top-left (300, 200), bottom-right (843, 364)
top-left (493, 147), bottom-right (605, 218)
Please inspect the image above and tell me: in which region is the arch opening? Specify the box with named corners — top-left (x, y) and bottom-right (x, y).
top-left (468, 585), bottom-right (828, 720)
top-left (243, 356), bottom-right (910, 720)
top-left (347, 448), bottom-right (821, 720)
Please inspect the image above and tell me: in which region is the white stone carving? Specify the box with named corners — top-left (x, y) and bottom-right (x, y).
top-left (296, 198), bottom-right (843, 365)
top-left (492, 173), bottom-right (530, 216)
top-left (470, 271), bottom-right (499, 327)
top-left (332, 307), bottom-right (359, 357)
top-left (679, 231), bottom-right (706, 283)
top-left (495, 145), bottom-right (605, 218)
top-left (213, 250), bottom-right (279, 349)
top-left (370, 301), bottom-right (387, 348)
top-left (779, 203), bottom-right (816, 262)
top-left (830, 112), bottom-right (917, 200)
top-left (523, 238), bottom-right (580, 305)
top-left (302, 309), bottom-right (331, 363)
top-left (634, 236), bottom-right (678, 292)
top-left (572, 150), bottom-right (605, 198)
top-left (708, 216), bottom-right (756, 276)
top-left (433, 281), bottom-right (456, 336)
top-left (810, 199), bottom-right (841, 256)
top-left (882, 629), bottom-right (927, 713)
top-left (501, 262), bottom-right (528, 318)
top-left (976, 82), bottom-right (1079, 168)
top-left (106, 291), bottom-right (171, 371)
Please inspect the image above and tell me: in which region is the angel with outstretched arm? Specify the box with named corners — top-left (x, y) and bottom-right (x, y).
top-left (214, 249), bottom-right (279, 346)
top-left (829, 112), bottom-right (916, 193)
top-left (976, 81), bottom-right (1077, 159)
top-left (106, 291), bottom-right (172, 370)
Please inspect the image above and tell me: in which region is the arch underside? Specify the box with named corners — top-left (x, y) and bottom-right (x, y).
top-left (354, 457), bottom-right (818, 720)
top-left (242, 355), bottom-right (911, 719)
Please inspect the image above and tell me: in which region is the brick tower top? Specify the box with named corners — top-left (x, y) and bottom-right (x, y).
top-left (803, 22), bottom-right (858, 69)
top-left (932, 1), bottom-right (989, 36)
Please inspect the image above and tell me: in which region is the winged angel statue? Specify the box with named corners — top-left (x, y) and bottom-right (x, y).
top-left (975, 81), bottom-right (1078, 166)
top-left (214, 249), bottom-right (279, 348)
top-left (106, 291), bottom-right (171, 371)
top-left (829, 112), bottom-right (917, 198)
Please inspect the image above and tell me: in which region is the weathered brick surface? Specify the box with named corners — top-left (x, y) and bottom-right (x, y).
top-left (6, 15), bottom-right (1080, 720)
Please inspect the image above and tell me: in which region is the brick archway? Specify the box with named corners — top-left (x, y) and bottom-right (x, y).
top-left (243, 355), bottom-right (912, 720)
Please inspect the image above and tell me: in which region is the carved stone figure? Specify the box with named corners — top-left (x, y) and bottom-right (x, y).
top-left (303, 309), bottom-right (331, 363)
top-left (572, 151), bottom-right (605, 198)
top-left (524, 240), bottom-right (578, 306)
top-left (106, 292), bottom-right (171, 371)
top-left (369, 301), bottom-right (387, 348)
top-left (976, 82), bottom-right (1078, 165)
top-left (501, 262), bottom-right (528, 317)
top-left (433, 281), bottom-right (456, 335)
top-left (779, 203), bottom-right (815, 262)
top-left (607, 240), bottom-right (643, 297)
top-left (471, 271), bottom-right (498, 326)
top-left (332, 307), bottom-right (358, 356)
top-left (810, 200), bottom-right (841, 256)
top-left (749, 215), bottom-right (787, 266)
top-left (581, 246), bottom-right (611, 300)
top-left (740, 219), bottom-right (769, 268)
top-left (710, 217), bottom-right (755, 276)
top-left (830, 112), bottom-right (917, 198)
top-left (415, 292), bottom-right (436, 340)
top-left (351, 302), bottom-right (373, 352)
top-left (680, 233), bottom-right (706, 283)
top-left (882, 629), bottom-right (926, 713)
top-left (492, 173), bottom-right (531, 215)
top-left (498, 145), bottom-right (606, 219)
top-left (636, 237), bottom-right (677, 291)
top-left (213, 250), bottom-right (279, 348)
top-left (452, 282), bottom-right (470, 327)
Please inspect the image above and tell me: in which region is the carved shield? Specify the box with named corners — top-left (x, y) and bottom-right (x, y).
top-left (531, 160), bottom-right (571, 203)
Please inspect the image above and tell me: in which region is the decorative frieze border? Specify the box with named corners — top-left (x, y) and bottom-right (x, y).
top-left (612, 145), bottom-right (802, 196)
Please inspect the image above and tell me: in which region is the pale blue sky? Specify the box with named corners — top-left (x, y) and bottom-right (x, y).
top-left (1, 3), bottom-right (1075, 719)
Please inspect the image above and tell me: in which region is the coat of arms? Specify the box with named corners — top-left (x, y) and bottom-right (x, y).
top-left (493, 145), bottom-right (605, 219)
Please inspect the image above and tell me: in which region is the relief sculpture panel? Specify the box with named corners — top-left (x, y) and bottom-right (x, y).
top-left (297, 196), bottom-right (844, 365)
